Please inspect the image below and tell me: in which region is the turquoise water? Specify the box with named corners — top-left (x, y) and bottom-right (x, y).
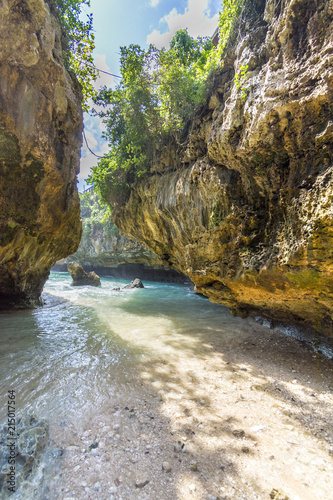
top-left (0, 273), bottom-right (213, 426)
top-left (1, 272), bottom-right (332, 499)
top-left (0, 272), bottom-right (244, 498)
top-left (1, 271), bottom-right (331, 437)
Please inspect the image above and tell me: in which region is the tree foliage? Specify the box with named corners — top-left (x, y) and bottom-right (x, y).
top-left (79, 191), bottom-right (116, 245)
top-left (87, 0), bottom-right (245, 207)
top-left (218, 0), bottom-right (244, 52)
top-left (87, 30), bottom-right (214, 206)
top-left (49, 0), bottom-right (98, 110)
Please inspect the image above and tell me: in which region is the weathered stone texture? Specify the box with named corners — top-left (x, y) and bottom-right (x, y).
top-left (0, 0), bottom-right (83, 309)
top-left (123, 278), bottom-right (144, 289)
top-left (69, 221), bottom-right (164, 269)
top-left (55, 193), bottom-right (186, 282)
top-left (113, 0), bottom-right (333, 336)
top-left (67, 262), bottom-right (100, 287)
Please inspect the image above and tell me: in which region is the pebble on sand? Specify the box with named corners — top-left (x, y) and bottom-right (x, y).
top-left (162, 462), bottom-right (172, 472)
top-left (135, 477), bottom-right (149, 488)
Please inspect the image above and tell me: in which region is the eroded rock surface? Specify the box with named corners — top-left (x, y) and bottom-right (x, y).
top-left (113, 0), bottom-right (333, 336)
top-left (70, 220), bottom-right (165, 269)
top-left (54, 192), bottom-right (187, 282)
top-left (123, 278), bottom-right (144, 289)
top-left (67, 262), bottom-right (101, 287)
top-left (0, 0), bottom-right (83, 309)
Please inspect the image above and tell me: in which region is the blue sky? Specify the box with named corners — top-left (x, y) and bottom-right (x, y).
top-left (79, 0), bottom-right (222, 192)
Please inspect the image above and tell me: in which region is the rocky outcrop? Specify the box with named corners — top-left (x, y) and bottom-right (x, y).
top-left (54, 192), bottom-right (188, 282)
top-left (68, 224), bottom-right (187, 280)
top-left (67, 262), bottom-right (100, 287)
top-left (112, 0), bottom-right (333, 337)
top-left (123, 278), bottom-right (144, 289)
top-left (0, 0), bottom-right (83, 309)
top-left (71, 219), bottom-right (164, 269)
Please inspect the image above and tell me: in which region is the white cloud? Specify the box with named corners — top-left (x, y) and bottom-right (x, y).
top-left (93, 54), bottom-right (115, 91)
top-left (149, 0), bottom-right (161, 6)
top-left (147, 0), bottom-right (219, 48)
top-left (84, 129), bottom-right (98, 150)
top-left (79, 113), bottom-right (109, 182)
top-left (78, 53), bottom-right (114, 184)
top-left (79, 134), bottom-right (109, 182)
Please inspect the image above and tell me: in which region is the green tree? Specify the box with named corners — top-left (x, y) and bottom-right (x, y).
top-left (88, 1), bottom-right (245, 207)
top-left (217, 0), bottom-right (244, 55)
top-left (198, 0), bottom-right (244, 74)
top-left (157, 31), bottom-right (213, 133)
top-left (79, 191), bottom-right (115, 243)
top-left (88, 33), bottom-right (216, 206)
top-left (170, 29), bottom-right (213, 68)
top-left (49, 0), bottom-right (98, 110)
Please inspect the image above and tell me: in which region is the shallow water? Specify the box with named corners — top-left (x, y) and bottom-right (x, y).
top-left (0, 272), bottom-right (332, 500)
top-left (0, 272), bottom-right (243, 498)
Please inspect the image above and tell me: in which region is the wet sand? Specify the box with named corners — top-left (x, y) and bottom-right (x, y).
top-left (47, 312), bottom-right (333, 500)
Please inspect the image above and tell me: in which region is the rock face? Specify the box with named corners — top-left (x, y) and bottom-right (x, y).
top-left (0, 0), bottom-right (83, 309)
top-left (112, 0), bottom-right (333, 337)
top-left (67, 262), bottom-right (101, 287)
top-left (67, 224), bottom-right (186, 281)
top-left (54, 192), bottom-right (187, 282)
top-left (123, 278), bottom-right (144, 289)
top-left (72, 218), bottom-right (165, 269)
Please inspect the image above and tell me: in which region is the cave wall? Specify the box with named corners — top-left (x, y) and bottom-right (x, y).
top-left (112, 0), bottom-right (333, 336)
top-left (0, 0), bottom-right (83, 309)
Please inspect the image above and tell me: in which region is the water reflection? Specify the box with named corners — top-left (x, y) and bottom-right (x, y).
top-left (0, 296), bottom-right (140, 426)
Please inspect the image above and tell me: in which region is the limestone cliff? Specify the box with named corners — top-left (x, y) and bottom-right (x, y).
top-left (0, 0), bottom-right (83, 309)
top-left (55, 192), bottom-right (187, 282)
top-left (70, 224), bottom-right (161, 269)
top-left (67, 224), bottom-right (172, 273)
top-left (113, 0), bottom-right (333, 337)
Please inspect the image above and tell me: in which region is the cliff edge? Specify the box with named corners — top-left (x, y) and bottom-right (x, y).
top-left (0, 0), bottom-right (83, 309)
top-left (113, 0), bottom-right (333, 337)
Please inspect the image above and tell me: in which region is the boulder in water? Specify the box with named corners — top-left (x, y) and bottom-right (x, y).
top-left (123, 278), bottom-right (144, 289)
top-left (67, 262), bottom-right (101, 287)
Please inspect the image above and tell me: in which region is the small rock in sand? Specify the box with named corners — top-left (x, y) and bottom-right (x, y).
top-left (162, 461), bottom-right (171, 472)
top-left (135, 476), bottom-right (149, 488)
top-left (232, 429), bottom-right (245, 438)
top-left (270, 489), bottom-right (290, 500)
top-left (174, 441), bottom-right (186, 452)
